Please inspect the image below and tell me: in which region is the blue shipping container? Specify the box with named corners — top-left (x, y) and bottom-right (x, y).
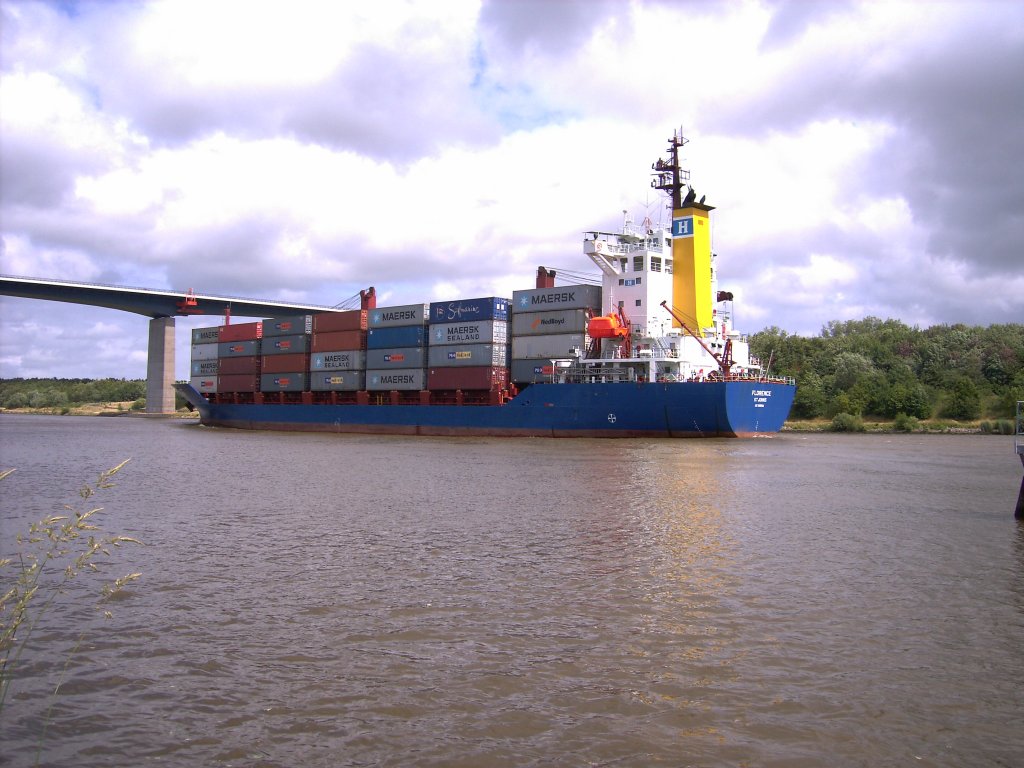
top-left (367, 325), bottom-right (427, 349)
top-left (429, 296), bottom-right (510, 324)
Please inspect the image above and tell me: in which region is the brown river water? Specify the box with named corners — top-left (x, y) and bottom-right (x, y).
top-left (0, 414), bottom-right (1022, 767)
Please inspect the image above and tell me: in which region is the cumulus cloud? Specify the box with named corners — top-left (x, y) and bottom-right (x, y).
top-left (1, 0), bottom-right (1022, 380)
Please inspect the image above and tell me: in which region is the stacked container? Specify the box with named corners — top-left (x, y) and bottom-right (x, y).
top-left (260, 314), bottom-right (311, 393)
top-left (309, 310), bottom-right (368, 392)
top-left (509, 285), bottom-right (601, 384)
top-left (366, 304), bottom-right (430, 391)
top-left (427, 297), bottom-right (510, 391)
top-left (217, 321), bottom-right (263, 393)
top-left (189, 325), bottom-right (221, 393)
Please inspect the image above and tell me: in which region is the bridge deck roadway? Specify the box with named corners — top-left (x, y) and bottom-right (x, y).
top-left (1, 275), bottom-right (351, 414)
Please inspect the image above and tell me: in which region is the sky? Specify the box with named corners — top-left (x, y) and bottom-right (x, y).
top-left (1, 0), bottom-right (1022, 381)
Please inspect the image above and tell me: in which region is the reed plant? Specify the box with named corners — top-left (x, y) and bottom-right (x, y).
top-left (0, 460), bottom-right (142, 715)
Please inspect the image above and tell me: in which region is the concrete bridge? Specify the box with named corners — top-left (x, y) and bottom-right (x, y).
top-left (0, 275), bottom-right (351, 414)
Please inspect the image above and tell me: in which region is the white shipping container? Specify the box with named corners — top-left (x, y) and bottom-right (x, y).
top-left (430, 320), bottom-right (508, 346)
top-left (309, 371), bottom-right (367, 391)
top-left (368, 303), bottom-right (430, 328)
top-left (511, 284), bottom-right (601, 314)
top-left (190, 375), bottom-right (218, 393)
top-left (427, 343), bottom-right (508, 368)
top-left (191, 326), bottom-right (220, 344)
top-left (511, 333), bottom-right (588, 360)
top-left (310, 350), bottom-right (366, 372)
top-left (366, 368), bottom-right (427, 390)
top-left (511, 309), bottom-right (589, 336)
top-left (191, 343), bottom-right (218, 361)
top-left (191, 359), bottom-right (218, 376)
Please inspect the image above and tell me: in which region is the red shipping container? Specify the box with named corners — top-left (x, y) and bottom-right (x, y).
top-left (313, 310), bottom-right (367, 333)
top-left (219, 321), bottom-right (263, 342)
top-left (427, 366), bottom-right (509, 391)
top-left (261, 353), bottom-right (310, 374)
top-left (218, 355), bottom-right (260, 375)
top-left (312, 330), bottom-right (367, 352)
top-left (218, 374), bottom-right (259, 392)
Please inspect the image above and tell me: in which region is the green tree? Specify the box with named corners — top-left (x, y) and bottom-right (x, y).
top-left (791, 371), bottom-right (827, 418)
top-left (943, 377), bottom-right (981, 420)
top-left (886, 381), bottom-right (932, 419)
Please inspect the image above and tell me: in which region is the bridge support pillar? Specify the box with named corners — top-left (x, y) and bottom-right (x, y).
top-left (146, 316), bottom-right (176, 414)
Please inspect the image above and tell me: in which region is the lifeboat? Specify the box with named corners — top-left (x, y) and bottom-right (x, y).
top-left (587, 313), bottom-right (629, 339)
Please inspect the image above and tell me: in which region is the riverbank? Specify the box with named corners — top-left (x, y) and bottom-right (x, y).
top-left (0, 403), bottom-right (198, 418)
top-left (782, 418), bottom-right (1000, 434)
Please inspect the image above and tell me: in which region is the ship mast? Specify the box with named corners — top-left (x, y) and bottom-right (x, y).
top-left (651, 129), bottom-right (690, 209)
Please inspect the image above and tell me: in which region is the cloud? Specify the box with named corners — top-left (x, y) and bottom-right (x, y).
top-left (1, 0), bottom-right (1022, 382)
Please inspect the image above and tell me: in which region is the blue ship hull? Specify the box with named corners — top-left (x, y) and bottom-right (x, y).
top-left (176, 380), bottom-right (795, 438)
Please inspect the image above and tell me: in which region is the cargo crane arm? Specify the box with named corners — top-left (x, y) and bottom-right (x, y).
top-left (660, 300), bottom-right (733, 377)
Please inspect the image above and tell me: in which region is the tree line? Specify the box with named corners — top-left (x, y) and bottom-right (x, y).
top-left (0, 378), bottom-right (146, 410)
top-left (749, 318), bottom-right (1024, 422)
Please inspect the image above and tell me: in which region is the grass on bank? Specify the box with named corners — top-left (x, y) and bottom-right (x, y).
top-left (783, 414), bottom-right (1018, 433)
top-left (0, 461), bottom-right (143, 723)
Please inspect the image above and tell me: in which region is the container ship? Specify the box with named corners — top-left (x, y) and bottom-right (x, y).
top-left (175, 132), bottom-right (796, 437)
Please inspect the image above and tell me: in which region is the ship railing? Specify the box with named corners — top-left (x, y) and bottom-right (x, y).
top-left (558, 362), bottom-right (636, 384)
top-left (686, 372), bottom-right (796, 385)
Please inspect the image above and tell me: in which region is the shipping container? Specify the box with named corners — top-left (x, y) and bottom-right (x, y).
top-left (218, 340), bottom-right (261, 357)
top-left (311, 330), bottom-right (366, 352)
top-left (261, 353), bottom-right (310, 374)
top-left (427, 366), bottom-right (509, 391)
top-left (263, 315), bottom-right (312, 336)
top-left (261, 333), bottom-right (309, 355)
top-left (366, 368), bottom-right (427, 390)
top-left (312, 310), bottom-right (367, 333)
top-left (191, 343), bottom-right (218, 361)
top-left (430, 320), bottom-right (508, 346)
top-left (191, 326), bottom-right (220, 344)
top-left (368, 303), bottom-right (429, 328)
top-left (190, 375), bottom-right (218, 393)
top-left (260, 373), bottom-right (307, 393)
top-left (218, 374), bottom-right (259, 392)
top-left (190, 359), bottom-right (218, 377)
top-left (511, 308), bottom-right (590, 336)
top-left (218, 321), bottom-right (263, 341)
top-left (428, 296), bottom-right (510, 324)
top-left (365, 346), bottom-right (427, 368)
top-left (218, 355), bottom-right (260, 375)
top-left (309, 371), bottom-right (367, 392)
top-left (511, 284), bottom-right (601, 314)
top-left (511, 333), bottom-right (588, 359)
top-left (310, 350), bottom-right (366, 372)
top-left (367, 325), bottom-right (427, 349)
top-left (427, 343), bottom-right (508, 368)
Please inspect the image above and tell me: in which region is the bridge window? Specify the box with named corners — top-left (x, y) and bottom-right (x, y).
top-left (665, 259), bottom-right (672, 274)
top-left (651, 257), bottom-right (661, 272)
top-left (633, 255), bottom-right (644, 272)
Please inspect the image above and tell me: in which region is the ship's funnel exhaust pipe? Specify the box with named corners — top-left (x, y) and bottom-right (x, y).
top-left (360, 287), bottom-right (376, 310)
top-left (536, 267), bottom-right (556, 289)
